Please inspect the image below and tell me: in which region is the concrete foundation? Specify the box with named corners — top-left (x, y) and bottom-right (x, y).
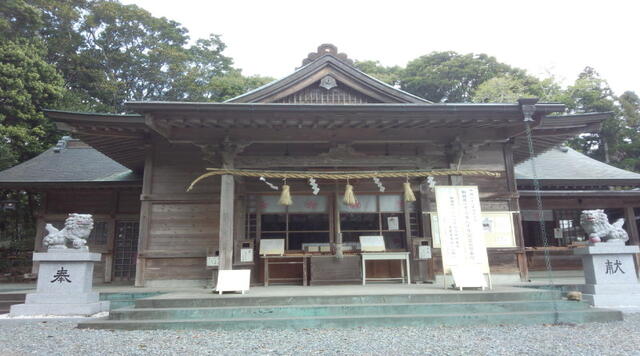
top-left (10, 249), bottom-right (110, 316)
top-left (574, 242), bottom-right (640, 308)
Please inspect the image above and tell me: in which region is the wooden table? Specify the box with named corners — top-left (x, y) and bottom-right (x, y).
top-left (262, 255), bottom-right (308, 286)
top-left (361, 252), bottom-right (411, 285)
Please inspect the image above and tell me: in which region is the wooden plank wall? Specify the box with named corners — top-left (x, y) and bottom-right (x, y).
top-left (420, 143), bottom-right (522, 278)
top-left (139, 136), bottom-right (220, 284)
top-left (37, 188), bottom-right (141, 283)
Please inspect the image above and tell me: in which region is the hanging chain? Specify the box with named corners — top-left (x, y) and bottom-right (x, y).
top-left (525, 121), bottom-right (559, 323)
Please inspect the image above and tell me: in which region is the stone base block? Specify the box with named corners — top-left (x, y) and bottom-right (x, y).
top-left (583, 293), bottom-right (640, 308)
top-left (9, 300), bottom-right (109, 316)
top-left (582, 284), bottom-right (640, 295)
top-left (26, 292), bottom-right (100, 304)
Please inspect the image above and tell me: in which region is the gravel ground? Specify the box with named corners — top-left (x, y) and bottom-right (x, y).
top-left (1, 315), bottom-right (640, 356)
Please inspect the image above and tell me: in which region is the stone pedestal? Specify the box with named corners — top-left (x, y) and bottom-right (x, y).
top-left (573, 242), bottom-right (640, 307)
top-left (10, 249), bottom-right (109, 316)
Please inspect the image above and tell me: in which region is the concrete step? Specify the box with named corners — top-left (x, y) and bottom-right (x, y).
top-left (99, 292), bottom-right (164, 310)
top-left (79, 309), bottom-right (623, 330)
top-left (135, 290), bottom-right (562, 309)
top-left (0, 293), bottom-right (26, 301)
top-left (110, 300), bottom-right (590, 321)
top-left (0, 293), bottom-right (26, 314)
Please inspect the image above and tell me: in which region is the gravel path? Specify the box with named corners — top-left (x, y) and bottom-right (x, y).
top-left (2, 315), bottom-right (640, 356)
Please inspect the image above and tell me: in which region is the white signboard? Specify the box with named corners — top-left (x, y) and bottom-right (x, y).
top-left (387, 216), bottom-right (399, 231)
top-left (418, 245), bottom-right (432, 259)
top-left (215, 269), bottom-right (251, 295)
top-left (434, 186), bottom-right (490, 283)
top-left (259, 239), bottom-right (285, 256)
top-left (451, 265), bottom-right (487, 289)
top-left (240, 248), bottom-right (253, 262)
top-left (430, 212), bottom-right (516, 248)
top-left (359, 235), bottom-right (386, 252)
top-left (206, 256), bottom-right (219, 267)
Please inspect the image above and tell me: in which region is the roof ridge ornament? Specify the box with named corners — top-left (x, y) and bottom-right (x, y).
top-left (302, 44), bottom-right (353, 66)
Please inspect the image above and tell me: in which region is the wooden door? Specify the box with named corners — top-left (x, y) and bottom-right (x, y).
top-left (113, 220), bottom-right (139, 281)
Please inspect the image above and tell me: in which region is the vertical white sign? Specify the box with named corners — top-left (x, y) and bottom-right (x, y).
top-left (434, 186), bottom-right (490, 276)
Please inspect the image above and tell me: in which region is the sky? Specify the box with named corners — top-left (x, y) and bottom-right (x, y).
top-left (121, 0), bottom-right (640, 96)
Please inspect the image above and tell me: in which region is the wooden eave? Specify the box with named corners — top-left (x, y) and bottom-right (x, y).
top-left (512, 112), bottom-right (611, 163)
top-left (518, 190), bottom-right (640, 197)
top-left (226, 55), bottom-right (430, 104)
top-left (126, 101), bottom-right (565, 144)
top-left (44, 110), bottom-right (148, 171)
top-left (517, 179), bottom-right (640, 188)
top-left (0, 181), bottom-right (142, 190)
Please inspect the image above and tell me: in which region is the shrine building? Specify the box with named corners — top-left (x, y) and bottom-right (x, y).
top-left (1, 44), bottom-right (637, 287)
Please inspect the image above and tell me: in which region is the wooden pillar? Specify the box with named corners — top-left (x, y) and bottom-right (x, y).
top-left (135, 144), bottom-right (153, 287)
top-left (504, 142), bottom-right (529, 281)
top-left (219, 174), bottom-right (235, 270)
top-left (624, 206), bottom-right (640, 278)
top-left (418, 178), bottom-right (434, 281)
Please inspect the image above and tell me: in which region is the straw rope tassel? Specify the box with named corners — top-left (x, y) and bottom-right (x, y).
top-left (403, 179), bottom-right (416, 202)
top-left (343, 179), bottom-right (357, 206)
top-left (279, 179), bottom-right (292, 206)
top-left (187, 168), bottom-right (501, 192)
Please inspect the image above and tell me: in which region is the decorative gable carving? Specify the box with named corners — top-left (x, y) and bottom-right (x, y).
top-left (275, 79), bottom-right (380, 104)
top-left (227, 44), bottom-right (431, 104)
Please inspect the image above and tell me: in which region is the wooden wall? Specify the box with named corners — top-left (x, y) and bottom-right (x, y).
top-left (418, 143), bottom-right (524, 280)
top-left (137, 138), bottom-right (526, 286)
top-left (137, 135), bottom-right (220, 285)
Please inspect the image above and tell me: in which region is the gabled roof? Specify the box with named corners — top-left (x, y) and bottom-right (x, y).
top-left (515, 145), bottom-right (640, 188)
top-left (0, 138), bottom-right (141, 188)
top-left (227, 44), bottom-right (430, 104)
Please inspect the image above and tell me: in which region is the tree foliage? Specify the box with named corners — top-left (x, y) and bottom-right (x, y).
top-left (560, 67), bottom-right (620, 163)
top-left (399, 52), bottom-right (534, 103)
top-left (354, 60), bottom-right (402, 87)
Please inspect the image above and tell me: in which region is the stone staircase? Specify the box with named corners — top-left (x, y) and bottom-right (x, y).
top-left (0, 293), bottom-right (26, 314)
top-left (78, 289), bottom-right (623, 330)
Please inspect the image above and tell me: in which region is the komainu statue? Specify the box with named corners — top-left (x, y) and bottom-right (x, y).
top-left (580, 209), bottom-right (628, 243)
top-left (43, 213), bottom-right (94, 250)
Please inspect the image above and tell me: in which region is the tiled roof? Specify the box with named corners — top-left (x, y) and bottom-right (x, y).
top-left (515, 146), bottom-right (640, 185)
top-left (0, 139), bottom-right (141, 185)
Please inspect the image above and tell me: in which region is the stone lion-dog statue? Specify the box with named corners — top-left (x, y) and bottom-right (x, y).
top-left (43, 213), bottom-right (94, 250)
top-left (580, 209), bottom-right (628, 243)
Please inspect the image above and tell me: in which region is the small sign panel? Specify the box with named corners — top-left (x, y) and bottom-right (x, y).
top-left (387, 216), bottom-right (399, 231)
top-left (554, 228), bottom-right (563, 239)
top-left (240, 248), bottom-right (253, 263)
top-left (215, 269), bottom-right (251, 294)
top-left (259, 239), bottom-right (285, 256)
top-left (206, 256), bottom-right (219, 267)
top-left (451, 265), bottom-right (487, 289)
top-left (418, 245), bottom-right (432, 259)
top-left (359, 235), bottom-right (386, 252)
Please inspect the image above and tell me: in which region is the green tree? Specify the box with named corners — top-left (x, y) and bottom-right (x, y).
top-left (617, 91), bottom-right (640, 171)
top-left (354, 60), bottom-right (403, 86)
top-left (0, 41), bottom-right (65, 163)
top-left (472, 75), bottom-right (563, 103)
top-left (0, 0), bottom-right (43, 41)
top-left (562, 67), bottom-right (620, 163)
top-left (400, 51), bottom-right (534, 103)
top-left (23, 0), bottom-right (242, 112)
